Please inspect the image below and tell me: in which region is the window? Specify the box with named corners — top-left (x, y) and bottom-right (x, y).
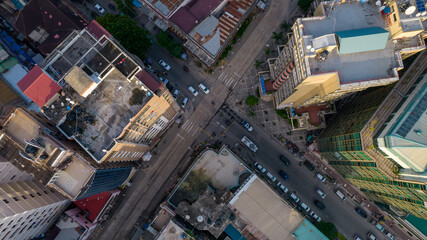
top-left (29, 194), bottom-right (34, 198)
top-left (393, 14), bottom-right (397, 22)
top-left (21, 195), bottom-right (26, 200)
top-left (36, 192), bottom-right (41, 196)
top-left (12, 197), bottom-right (18, 202)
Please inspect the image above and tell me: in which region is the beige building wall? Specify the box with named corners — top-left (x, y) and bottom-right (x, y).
top-left (0, 159), bottom-right (33, 184)
top-left (0, 180), bottom-right (69, 240)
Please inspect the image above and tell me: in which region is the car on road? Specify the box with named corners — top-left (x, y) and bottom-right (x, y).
top-left (370, 220), bottom-right (384, 232)
top-left (173, 90), bottom-right (179, 100)
top-left (280, 155), bottom-right (290, 166)
top-left (367, 232), bottom-right (377, 240)
top-left (181, 97), bottom-right (188, 108)
top-left (254, 162), bottom-right (266, 173)
top-left (278, 170), bottom-right (289, 181)
top-left (354, 207), bottom-right (367, 218)
top-left (241, 121), bottom-right (253, 132)
top-left (303, 160), bottom-right (315, 171)
top-left (94, 4), bottom-right (105, 13)
top-left (188, 86), bottom-right (199, 96)
top-left (309, 210), bottom-right (321, 222)
top-left (159, 60), bottom-right (171, 71)
top-left (241, 136), bottom-right (258, 152)
top-left (266, 172), bottom-right (276, 182)
top-left (314, 200), bottom-right (325, 209)
top-left (316, 188), bottom-right (326, 199)
top-left (183, 65), bottom-right (189, 72)
top-left (299, 202), bottom-right (310, 212)
top-left (289, 192), bottom-right (300, 203)
top-left (316, 172), bottom-right (326, 183)
top-left (198, 83), bottom-right (209, 94)
top-left (277, 182), bottom-right (289, 193)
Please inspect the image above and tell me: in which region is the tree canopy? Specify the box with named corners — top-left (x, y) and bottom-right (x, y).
top-left (97, 14), bottom-right (152, 59)
top-left (156, 32), bottom-right (183, 58)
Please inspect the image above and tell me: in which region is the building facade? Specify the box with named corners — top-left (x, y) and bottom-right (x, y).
top-left (317, 53), bottom-right (427, 219)
top-left (265, 0), bottom-right (426, 109)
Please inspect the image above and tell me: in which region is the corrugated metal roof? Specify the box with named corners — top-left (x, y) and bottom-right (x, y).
top-left (335, 27), bottom-right (389, 54)
top-left (293, 219), bottom-right (328, 240)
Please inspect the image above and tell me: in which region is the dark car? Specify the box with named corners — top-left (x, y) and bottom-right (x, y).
top-left (303, 160), bottom-right (315, 171)
top-left (354, 207), bottom-right (367, 218)
top-left (280, 155), bottom-right (290, 166)
top-left (183, 65), bottom-right (190, 72)
top-left (278, 170), bottom-right (289, 181)
top-left (314, 200), bottom-right (325, 209)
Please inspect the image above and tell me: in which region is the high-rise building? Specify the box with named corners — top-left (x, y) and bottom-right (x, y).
top-left (265, 0), bottom-right (425, 109)
top-left (27, 20), bottom-right (180, 164)
top-left (317, 53), bottom-right (427, 219)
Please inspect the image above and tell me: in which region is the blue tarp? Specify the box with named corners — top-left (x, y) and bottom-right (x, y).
top-left (224, 224), bottom-right (246, 240)
top-left (260, 76), bottom-right (266, 95)
top-left (133, 0), bottom-right (142, 8)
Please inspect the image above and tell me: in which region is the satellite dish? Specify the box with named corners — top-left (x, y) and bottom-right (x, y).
top-left (307, 45), bottom-right (312, 50)
top-left (310, 48), bottom-right (315, 52)
top-left (393, 39), bottom-right (398, 44)
top-left (380, 6), bottom-right (385, 10)
top-left (416, 12), bottom-right (421, 17)
top-left (405, 6), bottom-right (416, 15)
top-left (376, 0), bottom-right (381, 5)
top-left (422, 11), bottom-right (426, 16)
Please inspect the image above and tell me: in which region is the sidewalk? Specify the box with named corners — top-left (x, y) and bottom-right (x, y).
top-left (305, 149), bottom-right (414, 240)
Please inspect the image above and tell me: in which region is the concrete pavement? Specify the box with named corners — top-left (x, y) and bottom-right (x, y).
top-left (96, 0), bottom-right (292, 239)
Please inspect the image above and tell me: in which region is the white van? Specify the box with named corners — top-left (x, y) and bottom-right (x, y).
top-left (335, 189), bottom-right (346, 201)
top-left (181, 97), bottom-right (188, 108)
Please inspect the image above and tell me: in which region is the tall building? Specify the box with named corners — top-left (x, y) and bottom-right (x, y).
top-left (265, 0), bottom-right (425, 109)
top-left (317, 53), bottom-right (427, 219)
top-left (0, 180), bottom-right (69, 240)
top-left (31, 20), bottom-right (180, 164)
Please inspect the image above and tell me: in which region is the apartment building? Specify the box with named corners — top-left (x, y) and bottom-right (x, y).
top-left (17, 20), bottom-right (179, 164)
top-left (317, 53), bottom-right (427, 219)
top-left (265, 0), bottom-right (425, 109)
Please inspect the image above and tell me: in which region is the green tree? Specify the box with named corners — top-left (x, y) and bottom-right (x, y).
top-left (245, 95), bottom-right (259, 106)
top-left (254, 60), bottom-right (264, 68)
top-left (114, 0), bottom-right (136, 17)
top-left (316, 222), bottom-right (338, 240)
top-left (156, 32), bottom-right (183, 58)
top-left (272, 31), bottom-right (284, 43)
top-left (298, 0), bottom-right (314, 11)
top-left (97, 14), bottom-right (152, 59)
top-left (264, 48), bottom-right (271, 56)
top-left (280, 22), bottom-right (291, 31)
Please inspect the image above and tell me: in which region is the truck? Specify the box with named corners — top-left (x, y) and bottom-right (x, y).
top-left (241, 136), bottom-right (258, 152)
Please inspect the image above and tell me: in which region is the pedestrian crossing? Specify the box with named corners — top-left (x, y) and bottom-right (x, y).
top-left (217, 72), bottom-right (236, 87)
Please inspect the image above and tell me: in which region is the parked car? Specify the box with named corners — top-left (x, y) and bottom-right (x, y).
top-left (278, 170), bottom-right (289, 180)
top-left (181, 97), bottom-right (188, 108)
top-left (163, 79), bottom-right (169, 86)
top-left (94, 4), bottom-right (105, 13)
top-left (277, 182), bottom-right (288, 193)
top-left (353, 235), bottom-right (362, 240)
top-left (385, 232), bottom-right (396, 240)
top-left (299, 202), bottom-right (310, 212)
top-left (316, 188), bottom-right (326, 199)
top-left (316, 172), bottom-right (326, 183)
top-left (335, 189), bottom-right (346, 201)
top-left (241, 120), bottom-right (253, 132)
top-left (309, 210), bottom-right (321, 222)
top-left (173, 90), bottom-right (179, 100)
top-left (198, 83), bottom-right (209, 94)
top-left (266, 172), bottom-right (276, 182)
top-left (188, 86), bottom-right (199, 96)
top-left (280, 155), bottom-right (290, 166)
top-left (108, 3), bottom-right (116, 10)
top-left (289, 192), bottom-right (300, 203)
top-left (303, 160), bottom-right (315, 171)
top-left (367, 232), bottom-right (377, 240)
top-left (354, 207), bottom-right (367, 218)
top-left (159, 60), bottom-right (171, 71)
top-left (183, 65), bottom-right (189, 72)
top-left (254, 162), bottom-right (266, 173)
top-left (314, 200), bottom-right (325, 209)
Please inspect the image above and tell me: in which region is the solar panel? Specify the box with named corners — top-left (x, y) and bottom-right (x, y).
top-left (415, 0), bottom-right (426, 12)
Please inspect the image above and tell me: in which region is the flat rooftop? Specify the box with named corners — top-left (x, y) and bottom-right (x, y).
top-left (299, 1), bottom-right (419, 84)
top-left (155, 220), bottom-right (188, 240)
top-left (168, 147), bottom-right (251, 207)
top-left (229, 175), bottom-right (303, 240)
top-left (53, 155), bottom-right (93, 199)
top-left (41, 30), bottom-right (153, 161)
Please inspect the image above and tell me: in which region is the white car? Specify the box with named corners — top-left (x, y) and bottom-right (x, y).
top-left (159, 60), bottom-right (171, 71)
top-left (198, 83), bottom-right (209, 94)
top-left (266, 172), bottom-right (276, 182)
top-left (181, 97), bottom-right (188, 108)
top-left (289, 192), bottom-right (300, 203)
top-left (241, 121), bottom-right (253, 132)
top-left (94, 4), bottom-right (105, 14)
top-left (316, 172), bottom-right (326, 183)
top-left (309, 210), bottom-right (321, 222)
top-left (300, 202), bottom-right (310, 212)
top-left (188, 86), bottom-right (198, 96)
top-left (173, 90), bottom-right (179, 100)
top-left (277, 182), bottom-right (289, 193)
top-left (316, 188), bottom-right (326, 199)
top-left (254, 162), bottom-right (266, 173)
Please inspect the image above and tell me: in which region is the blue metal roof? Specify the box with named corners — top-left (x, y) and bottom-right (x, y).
top-left (294, 219), bottom-right (328, 240)
top-left (224, 224), bottom-right (247, 240)
top-left (335, 27), bottom-right (389, 54)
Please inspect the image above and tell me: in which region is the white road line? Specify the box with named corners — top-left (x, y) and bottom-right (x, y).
top-left (224, 77), bottom-right (234, 86)
top-left (219, 72), bottom-right (225, 79)
top-left (220, 125), bottom-right (226, 129)
top-left (182, 122), bottom-right (192, 132)
top-left (232, 79), bottom-right (239, 89)
top-left (234, 72), bottom-right (241, 78)
top-left (177, 134), bottom-right (185, 140)
top-left (186, 125), bottom-right (194, 133)
top-left (192, 127), bottom-right (199, 136)
top-left (218, 73), bottom-right (227, 82)
top-left (182, 120), bottom-right (190, 129)
top-left (216, 121), bottom-right (221, 125)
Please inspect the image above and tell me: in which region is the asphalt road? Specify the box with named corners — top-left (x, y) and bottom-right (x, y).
top-left (200, 106), bottom-right (386, 240)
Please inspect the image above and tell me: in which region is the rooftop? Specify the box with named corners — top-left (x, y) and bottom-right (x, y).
top-left (150, 0), bottom-right (184, 16)
top-left (168, 147), bottom-right (251, 207)
top-left (229, 175), bottom-right (303, 240)
top-left (293, 219), bottom-right (328, 240)
top-left (298, 1), bottom-right (425, 84)
top-left (155, 219), bottom-right (188, 240)
top-left (74, 191), bottom-right (112, 222)
top-left (41, 27), bottom-right (154, 162)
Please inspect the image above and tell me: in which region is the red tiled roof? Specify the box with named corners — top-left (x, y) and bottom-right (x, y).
top-left (135, 70), bottom-right (161, 92)
top-left (293, 105), bottom-right (330, 125)
top-left (170, 8), bottom-right (198, 34)
top-left (74, 191), bottom-right (112, 222)
top-left (219, 0), bottom-right (252, 44)
top-left (17, 65), bottom-right (61, 107)
top-left (86, 20), bottom-right (112, 42)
